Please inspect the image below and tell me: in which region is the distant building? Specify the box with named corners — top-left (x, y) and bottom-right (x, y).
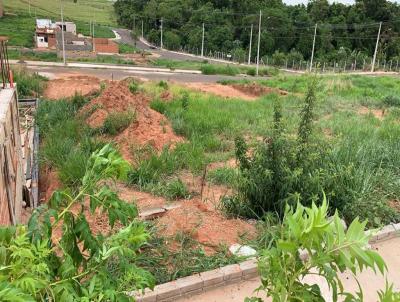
top-left (35, 19), bottom-right (58, 48)
top-left (55, 21), bottom-right (77, 35)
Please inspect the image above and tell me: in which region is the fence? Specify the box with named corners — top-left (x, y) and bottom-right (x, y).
top-left (0, 86), bottom-right (23, 225)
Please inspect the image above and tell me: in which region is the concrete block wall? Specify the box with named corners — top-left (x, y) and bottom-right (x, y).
top-left (0, 86), bottom-right (23, 225)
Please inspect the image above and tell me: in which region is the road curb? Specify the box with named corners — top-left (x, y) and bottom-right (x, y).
top-left (129, 222), bottom-right (400, 302)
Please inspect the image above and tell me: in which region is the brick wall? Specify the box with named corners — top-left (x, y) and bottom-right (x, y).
top-left (93, 38), bottom-right (119, 54)
top-left (48, 37), bottom-right (56, 48)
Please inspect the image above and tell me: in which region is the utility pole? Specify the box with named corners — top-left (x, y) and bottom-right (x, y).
top-left (371, 22), bottom-right (382, 73)
top-left (60, 0), bottom-right (66, 65)
top-left (310, 23), bottom-right (317, 72)
top-left (248, 24), bottom-right (253, 65)
top-left (201, 23), bottom-right (205, 57)
top-left (160, 18), bottom-right (163, 49)
top-left (256, 10), bottom-right (262, 76)
top-left (141, 20), bottom-right (144, 38)
top-left (92, 20), bottom-right (96, 52)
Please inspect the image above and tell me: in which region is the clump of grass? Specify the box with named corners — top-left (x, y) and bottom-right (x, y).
top-left (382, 95), bottom-right (400, 107)
top-left (13, 67), bottom-right (48, 98)
top-left (150, 178), bottom-right (190, 200)
top-left (128, 81), bottom-right (140, 94)
top-left (136, 228), bottom-right (241, 284)
top-left (200, 64), bottom-right (240, 76)
top-left (207, 167), bottom-right (238, 187)
top-left (150, 99), bottom-right (167, 114)
top-left (158, 80), bottom-right (169, 90)
top-left (102, 110), bottom-right (136, 135)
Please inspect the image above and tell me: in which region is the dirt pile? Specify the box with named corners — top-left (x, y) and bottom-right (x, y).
top-left (231, 83), bottom-right (288, 97)
top-left (82, 81), bottom-right (183, 162)
top-left (43, 75), bottom-right (101, 99)
top-left (156, 200), bottom-right (256, 255)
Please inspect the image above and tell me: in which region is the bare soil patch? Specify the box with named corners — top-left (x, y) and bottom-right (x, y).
top-left (184, 82), bottom-right (287, 101)
top-left (185, 83), bottom-right (258, 101)
top-left (81, 81), bottom-right (183, 162)
top-left (156, 200), bottom-right (255, 255)
top-left (389, 200), bottom-right (400, 213)
top-left (43, 75), bottom-right (101, 99)
top-left (231, 83), bottom-right (288, 97)
top-left (358, 106), bottom-right (385, 120)
top-left (39, 167), bottom-right (62, 202)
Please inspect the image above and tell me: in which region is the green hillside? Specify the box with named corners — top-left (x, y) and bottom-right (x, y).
top-left (4, 0), bottom-right (116, 25)
top-left (1, 0), bottom-right (117, 47)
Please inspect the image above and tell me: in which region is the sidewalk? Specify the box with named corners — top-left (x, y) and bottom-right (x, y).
top-left (177, 237), bottom-right (400, 302)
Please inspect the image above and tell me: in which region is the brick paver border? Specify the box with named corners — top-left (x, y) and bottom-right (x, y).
top-left (129, 222), bottom-right (400, 302)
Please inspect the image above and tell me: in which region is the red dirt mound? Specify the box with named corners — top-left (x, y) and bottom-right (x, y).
top-left (81, 81), bottom-right (183, 162)
top-left (156, 200), bottom-right (256, 255)
top-left (231, 83), bottom-right (288, 97)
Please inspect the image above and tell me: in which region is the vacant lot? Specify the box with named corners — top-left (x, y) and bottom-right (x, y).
top-left (16, 68), bottom-right (399, 291)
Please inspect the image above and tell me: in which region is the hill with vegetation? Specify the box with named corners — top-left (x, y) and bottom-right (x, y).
top-left (1, 0), bottom-right (116, 47)
top-left (114, 0), bottom-right (400, 65)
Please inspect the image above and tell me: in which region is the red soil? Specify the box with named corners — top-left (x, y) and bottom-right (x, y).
top-left (156, 200), bottom-right (255, 255)
top-left (358, 106), bottom-right (385, 120)
top-left (39, 168), bottom-right (62, 202)
top-left (81, 81), bottom-right (183, 162)
top-left (231, 82), bottom-right (288, 97)
top-left (43, 75), bottom-right (101, 99)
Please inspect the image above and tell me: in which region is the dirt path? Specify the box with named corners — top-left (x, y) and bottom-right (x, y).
top-left (177, 237), bottom-right (400, 302)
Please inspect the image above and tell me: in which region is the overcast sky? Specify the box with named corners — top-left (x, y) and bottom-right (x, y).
top-left (283, 0), bottom-right (400, 4)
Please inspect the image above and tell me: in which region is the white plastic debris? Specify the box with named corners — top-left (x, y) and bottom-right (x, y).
top-left (229, 244), bottom-right (257, 257)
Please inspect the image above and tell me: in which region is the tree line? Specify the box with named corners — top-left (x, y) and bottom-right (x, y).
top-left (114, 0), bottom-right (400, 65)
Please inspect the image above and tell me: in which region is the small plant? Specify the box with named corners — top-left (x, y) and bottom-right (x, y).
top-left (180, 91), bottom-right (189, 111)
top-left (150, 99), bottom-right (168, 114)
top-left (0, 145), bottom-right (154, 301)
top-left (70, 92), bottom-right (88, 110)
top-left (102, 110), bottom-right (136, 135)
top-left (129, 80), bottom-right (140, 94)
top-left (158, 80), bottom-right (169, 90)
top-left (100, 82), bottom-right (106, 91)
top-left (382, 95), bottom-right (400, 107)
top-left (161, 178), bottom-right (190, 200)
top-left (246, 197), bottom-right (391, 302)
top-left (207, 167), bottom-right (238, 187)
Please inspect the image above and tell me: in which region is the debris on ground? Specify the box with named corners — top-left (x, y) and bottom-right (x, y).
top-left (43, 75), bottom-right (101, 99)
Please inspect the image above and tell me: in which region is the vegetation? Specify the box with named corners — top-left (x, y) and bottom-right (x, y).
top-left (246, 198), bottom-right (394, 302)
top-left (0, 144), bottom-right (154, 301)
top-left (118, 43), bottom-right (139, 54)
top-left (101, 110), bottom-right (136, 135)
top-left (4, 0), bottom-right (116, 26)
top-left (12, 67), bottom-right (48, 98)
top-left (114, 0), bottom-right (400, 66)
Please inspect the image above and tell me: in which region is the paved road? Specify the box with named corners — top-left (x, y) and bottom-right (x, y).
top-left (115, 28), bottom-right (207, 62)
top-left (23, 64), bottom-right (253, 83)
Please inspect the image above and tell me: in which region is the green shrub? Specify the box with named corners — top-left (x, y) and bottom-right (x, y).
top-left (129, 81), bottom-right (140, 94)
top-left (102, 110), bottom-right (136, 135)
top-left (246, 68), bottom-right (256, 76)
top-left (154, 178), bottom-right (190, 200)
top-left (158, 80), bottom-right (169, 90)
top-left (70, 93), bottom-right (88, 110)
top-left (200, 64), bottom-right (240, 76)
top-left (382, 95), bottom-right (400, 107)
top-left (247, 198), bottom-right (391, 302)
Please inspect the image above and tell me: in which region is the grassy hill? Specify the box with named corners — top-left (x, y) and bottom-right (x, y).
top-left (1, 0), bottom-right (117, 47)
top-left (4, 0), bottom-right (116, 25)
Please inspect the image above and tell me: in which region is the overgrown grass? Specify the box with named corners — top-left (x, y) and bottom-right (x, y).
top-left (36, 94), bottom-right (104, 188)
top-left (8, 49), bottom-right (59, 62)
top-left (13, 67), bottom-right (48, 98)
top-left (101, 110), bottom-right (136, 135)
top-left (207, 167), bottom-right (238, 188)
top-left (118, 44), bottom-right (139, 54)
top-left (137, 228), bottom-right (241, 284)
top-left (200, 64), bottom-right (240, 76)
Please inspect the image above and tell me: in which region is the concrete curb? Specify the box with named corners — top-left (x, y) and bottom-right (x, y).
top-left (130, 222), bottom-right (400, 302)
top-left (9, 60), bottom-right (202, 75)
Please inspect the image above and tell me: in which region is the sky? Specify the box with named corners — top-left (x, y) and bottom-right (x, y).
top-left (283, 0), bottom-right (400, 4)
